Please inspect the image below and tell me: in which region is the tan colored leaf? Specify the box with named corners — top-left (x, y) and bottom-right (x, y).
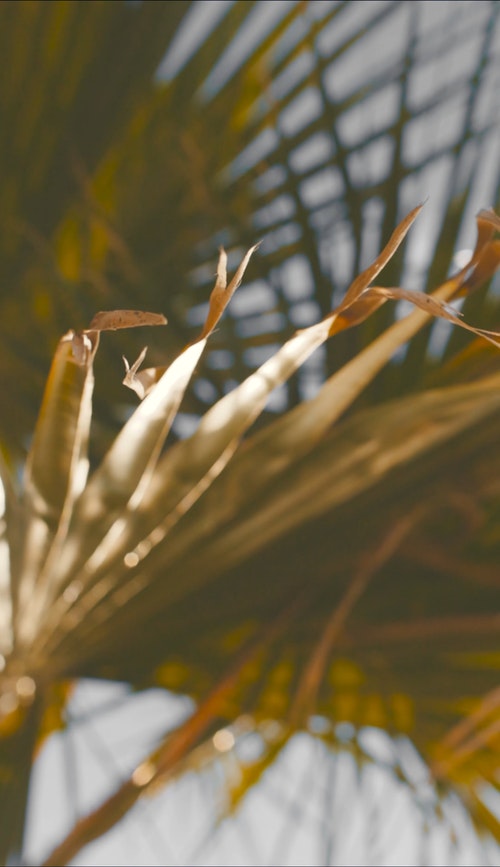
top-left (41, 339), bottom-right (208, 609)
top-left (439, 209), bottom-right (500, 298)
top-left (0, 472), bottom-right (14, 657)
top-left (323, 204), bottom-right (500, 349)
top-left (199, 244), bottom-right (260, 340)
top-left (16, 331), bottom-right (97, 648)
top-left (329, 292), bottom-right (387, 334)
top-left (459, 239), bottom-right (500, 295)
top-left (368, 287), bottom-right (500, 349)
top-left (122, 348), bottom-right (167, 400)
top-left (338, 204), bottom-right (423, 311)
top-left (88, 310), bottom-right (167, 331)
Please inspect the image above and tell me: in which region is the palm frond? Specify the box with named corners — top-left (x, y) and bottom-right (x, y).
top-left (1, 2), bottom-right (500, 864)
top-left (0, 203), bottom-right (499, 864)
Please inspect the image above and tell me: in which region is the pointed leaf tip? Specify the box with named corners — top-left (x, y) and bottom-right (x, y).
top-left (199, 243), bottom-right (259, 340)
top-left (339, 204), bottom-right (423, 310)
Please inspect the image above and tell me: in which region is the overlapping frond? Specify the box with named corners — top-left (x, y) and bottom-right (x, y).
top-left (0, 204), bottom-right (499, 863)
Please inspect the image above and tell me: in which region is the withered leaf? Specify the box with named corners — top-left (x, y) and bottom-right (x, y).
top-left (323, 205), bottom-right (500, 341)
top-left (199, 244), bottom-right (260, 340)
top-left (329, 293), bottom-right (387, 335)
top-left (440, 210), bottom-right (500, 299)
top-left (458, 240), bottom-right (500, 296)
top-left (367, 286), bottom-right (500, 349)
top-left (338, 204), bottom-right (423, 312)
top-left (89, 310), bottom-right (167, 331)
top-left (123, 348), bottom-right (167, 400)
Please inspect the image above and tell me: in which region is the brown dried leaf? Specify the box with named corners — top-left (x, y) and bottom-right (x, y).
top-left (439, 209), bottom-right (500, 299)
top-left (472, 210), bottom-right (497, 258)
top-left (199, 244), bottom-right (260, 340)
top-left (368, 286), bottom-right (500, 349)
top-left (327, 206), bottom-right (500, 338)
top-left (458, 239), bottom-right (500, 296)
top-left (122, 348), bottom-right (167, 400)
top-left (88, 310), bottom-right (167, 331)
top-left (329, 293), bottom-right (387, 335)
top-left (338, 204), bottom-right (424, 311)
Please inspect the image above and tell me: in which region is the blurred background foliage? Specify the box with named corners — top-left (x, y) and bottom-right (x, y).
top-left (1, 1), bottom-right (500, 864)
top-left (2, 0), bottom-right (499, 456)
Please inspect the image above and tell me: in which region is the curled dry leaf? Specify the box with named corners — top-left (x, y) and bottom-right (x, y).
top-left (327, 206), bottom-right (500, 341)
top-left (70, 309), bottom-right (167, 369)
top-left (88, 310), bottom-right (167, 331)
top-left (199, 243), bottom-right (260, 340)
top-left (459, 240), bottom-right (500, 295)
top-left (338, 204), bottom-right (424, 312)
top-left (441, 209), bottom-right (500, 297)
top-left (367, 286), bottom-right (500, 349)
top-left (123, 348), bottom-right (167, 400)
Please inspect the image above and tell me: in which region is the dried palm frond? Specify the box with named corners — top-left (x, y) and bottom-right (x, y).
top-left (1, 207), bottom-right (500, 864)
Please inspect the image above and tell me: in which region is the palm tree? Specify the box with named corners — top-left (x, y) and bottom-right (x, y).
top-left (1, 1), bottom-right (500, 864)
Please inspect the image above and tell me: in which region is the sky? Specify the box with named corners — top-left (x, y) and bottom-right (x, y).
top-left (22, 680), bottom-right (497, 866)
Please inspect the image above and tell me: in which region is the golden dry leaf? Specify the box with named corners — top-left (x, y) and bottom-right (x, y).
top-left (329, 292), bottom-right (387, 334)
top-left (459, 240), bottom-right (500, 295)
top-left (199, 244), bottom-right (260, 340)
top-left (326, 206), bottom-right (500, 341)
top-left (441, 209), bottom-right (500, 297)
top-left (338, 204), bottom-right (424, 312)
